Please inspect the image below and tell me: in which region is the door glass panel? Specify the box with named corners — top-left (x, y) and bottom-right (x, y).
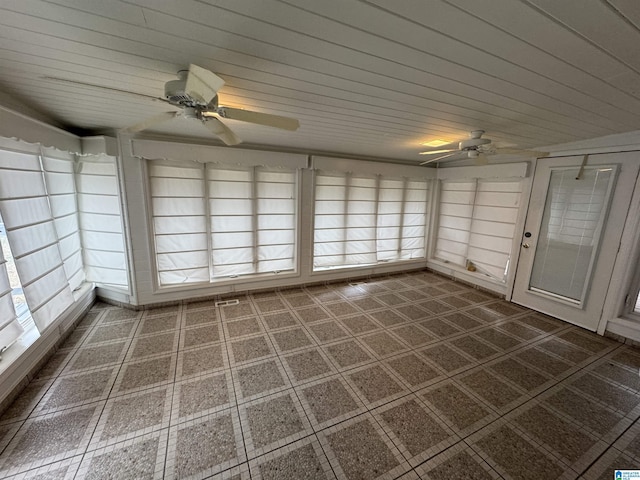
top-left (529, 166), bottom-right (616, 304)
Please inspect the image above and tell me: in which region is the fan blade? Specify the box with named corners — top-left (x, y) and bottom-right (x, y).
top-left (492, 147), bottom-right (549, 157)
top-left (420, 151), bottom-right (461, 165)
top-left (213, 107), bottom-right (300, 131)
top-left (185, 64), bottom-right (225, 105)
top-left (122, 111), bottom-right (178, 133)
top-left (419, 141), bottom-right (461, 155)
top-left (202, 117), bottom-right (241, 145)
top-left (418, 148), bottom-right (457, 156)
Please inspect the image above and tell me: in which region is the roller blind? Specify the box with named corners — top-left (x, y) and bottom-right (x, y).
top-left (435, 179), bottom-right (522, 281)
top-left (314, 171), bottom-right (429, 269)
top-left (148, 161), bottom-right (296, 286)
top-left (0, 150), bottom-right (74, 332)
top-left (76, 156), bottom-right (129, 289)
top-left (42, 155), bottom-right (85, 291)
top-left (0, 236), bottom-right (24, 350)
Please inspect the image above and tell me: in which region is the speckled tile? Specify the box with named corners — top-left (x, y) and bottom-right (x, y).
top-left (559, 329), bottom-right (614, 353)
top-left (386, 354), bottom-right (440, 388)
top-left (184, 308), bottom-right (217, 326)
top-left (283, 349), bottom-right (333, 383)
top-left (396, 305), bottom-right (429, 321)
top-left (176, 372), bottom-right (231, 419)
top-left (308, 321), bottom-right (350, 343)
top-left (38, 367), bottom-right (116, 413)
top-left (458, 370), bottom-right (525, 411)
top-left (419, 300), bottom-right (453, 315)
top-left (351, 297), bottom-right (386, 311)
top-left (496, 321), bottom-right (541, 341)
top-left (262, 311), bottom-right (298, 330)
top-left (117, 355), bottom-right (174, 392)
top-left (420, 344), bottom-right (473, 373)
top-left (102, 308), bottom-right (140, 323)
top-left (347, 365), bottom-right (405, 405)
top-left (169, 411), bottom-right (244, 478)
top-left (0, 380), bottom-right (52, 424)
top-left (230, 335), bottom-right (273, 364)
top-left (473, 425), bottom-right (565, 480)
top-left (420, 286), bottom-right (450, 297)
top-left (543, 387), bottom-right (624, 436)
top-left (129, 331), bottom-right (177, 359)
top-left (325, 301), bottom-right (359, 318)
top-left (0, 405), bottom-right (99, 474)
top-left (295, 305), bottom-right (331, 324)
top-left (139, 314), bottom-right (179, 335)
top-left (397, 289), bottom-right (429, 303)
top-left (178, 344), bottom-right (225, 377)
top-left (571, 373), bottom-right (640, 415)
top-left (324, 418), bottom-right (402, 480)
top-left (419, 318), bottom-right (461, 338)
top-left (391, 324), bottom-right (435, 348)
top-left (441, 312), bottom-right (482, 331)
top-left (340, 314), bottom-right (379, 335)
top-left (538, 338), bottom-right (592, 364)
top-left (271, 327), bottom-right (313, 352)
top-left (519, 313), bottom-right (565, 332)
top-left (284, 294), bottom-right (316, 308)
top-left (611, 348), bottom-right (640, 369)
top-left (418, 446), bottom-right (498, 480)
top-left (243, 393), bottom-right (308, 453)
top-left (86, 321), bottom-right (136, 345)
top-left (182, 323), bottom-right (221, 349)
top-left (221, 301), bottom-right (256, 320)
top-left (516, 347), bottom-right (574, 377)
top-left (422, 382), bottom-right (493, 433)
top-left (300, 378), bottom-right (361, 426)
top-left (377, 293), bottom-right (407, 306)
top-left (440, 295), bottom-right (473, 309)
top-left (255, 439), bottom-right (334, 480)
top-left (67, 341), bottom-right (127, 371)
top-left (185, 299), bottom-right (216, 310)
top-left (378, 398), bottom-right (453, 462)
top-left (591, 360), bottom-right (640, 391)
top-left (146, 304), bottom-right (180, 316)
top-left (361, 331), bottom-right (407, 358)
top-left (33, 350), bottom-right (75, 380)
top-left (450, 336), bottom-right (499, 361)
top-left (324, 340), bottom-right (372, 369)
top-left (488, 358), bottom-right (550, 392)
top-left (226, 317), bottom-right (263, 338)
top-left (475, 328), bottom-right (521, 350)
top-left (236, 360), bottom-right (287, 399)
top-left (513, 404), bottom-right (599, 464)
top-left (254, 298), bottom-right (287, 314)
top-left (94, 388), bottom-right (169, 444)
top-left (369, 309), bottom-right (408, 327)
top-left (307, 289), bottom-right (341, 303)
top-left (484, 301), bottom-right (525, 318)
top-left (77, 311), bottom-right (100, 328)
top-left (81, 436), bottom-right (162, 480)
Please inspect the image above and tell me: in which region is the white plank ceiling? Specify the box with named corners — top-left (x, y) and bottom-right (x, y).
top-left (1, 0), bottom-right (640, 161)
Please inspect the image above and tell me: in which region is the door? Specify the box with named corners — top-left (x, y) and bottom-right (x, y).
top-left (511, 153), bottom-right (639, 331)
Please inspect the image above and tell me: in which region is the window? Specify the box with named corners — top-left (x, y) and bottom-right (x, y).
top-left (313, 171), bottom-right (429, 270)
top-left (148, 161), bottom-right (297, 286)
top-left (434, 179), bottom-right (522, 282)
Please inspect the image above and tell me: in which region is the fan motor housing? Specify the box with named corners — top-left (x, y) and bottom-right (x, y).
top-left (459, 137), bottom-right (491, 150)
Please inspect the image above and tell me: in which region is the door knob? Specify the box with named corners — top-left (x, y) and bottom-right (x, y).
top-left (522, 243), bottom-right (530, 248)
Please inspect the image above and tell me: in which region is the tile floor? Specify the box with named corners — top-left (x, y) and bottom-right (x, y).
top-left (1, 271), bottom-right (640, 479)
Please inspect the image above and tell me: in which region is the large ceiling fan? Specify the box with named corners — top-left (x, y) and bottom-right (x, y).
top-left (45, 64), bottom-right (300, 145)
top-left (419, 130), bottom-right (547, 165)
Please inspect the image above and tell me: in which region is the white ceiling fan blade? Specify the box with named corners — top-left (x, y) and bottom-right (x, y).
top-left (185, 64), bottom-right (225, 105)
top-left (202, 116), bottom-right (241, 145)
top-left (418, 141), bottom-right (460, 155)
top-left (492, 147), bottom-right (549, 157)
top-left (122, 111), bottom-right (178, 133)
top-left (213, 107), bottom-right (300, 131)
top-left (420, 151), bottom-right (462, 165)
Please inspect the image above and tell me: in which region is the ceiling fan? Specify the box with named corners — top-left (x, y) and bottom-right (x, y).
top-left (419, 130), bottom-right (547, 166)
top-left (44, 64), bottom-right (300, 145)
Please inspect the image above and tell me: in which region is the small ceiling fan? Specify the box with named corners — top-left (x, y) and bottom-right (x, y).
top-left (44, 64), bottom-right (300, 145)
top-left (419, 130), bottom-right (547, 166)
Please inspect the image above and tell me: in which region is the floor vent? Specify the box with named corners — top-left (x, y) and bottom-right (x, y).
top-left (215, 299), bottom-right (240, 307)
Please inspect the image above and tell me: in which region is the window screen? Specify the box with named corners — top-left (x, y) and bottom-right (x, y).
top-left (435, 179), bottom-right (521, 281)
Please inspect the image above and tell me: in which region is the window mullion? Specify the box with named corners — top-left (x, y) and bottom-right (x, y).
top-left (204, 163), bottom-right (214, 281)
top-left (373, 174), bottom-right (381, 261)
top-left (465, 178), bottom-right (480, 264)
top-left (397, 177), bottom-right (408, 258)
top-left (342, 172), bottom-right (352, 263)
top-left (252, 166), bottom-right (259, 273)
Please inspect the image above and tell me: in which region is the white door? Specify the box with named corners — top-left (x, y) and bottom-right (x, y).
top-left (511, 153), bottom-right (639, 331)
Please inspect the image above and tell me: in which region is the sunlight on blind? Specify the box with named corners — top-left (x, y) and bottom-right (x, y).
top-left (0, 235), bottom-right (23, 349)
top-left (314, 172), bottom-right (428, 269)
top-left (435, 179), bottom-right (521, 281)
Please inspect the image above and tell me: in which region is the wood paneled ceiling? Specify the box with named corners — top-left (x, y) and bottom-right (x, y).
top-left (1, 0), bottom-right (640, 161)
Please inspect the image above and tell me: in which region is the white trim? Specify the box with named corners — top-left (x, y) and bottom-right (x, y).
top-left (436, 162), bottom-right (530, 180)
top-left (312, 156), bottom-right (436, 178)
top-left (131, 138), bottom-right (308, 169)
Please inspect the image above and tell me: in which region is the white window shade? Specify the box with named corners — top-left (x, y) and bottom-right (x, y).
top-left (314, 171), bottom-right (429, 270)
top-left (0, 150), bottom-right (74, 332)
top-left (435, 179), bottom-right (522, 282)
top-left (148, 162), bottom-right (209, 286)
top-left (76, 156), bottom-right (128, 290)
top-left (0, 241), bottom-right (23, 350)
top-left (42, 155), bottom-right (85, 291)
